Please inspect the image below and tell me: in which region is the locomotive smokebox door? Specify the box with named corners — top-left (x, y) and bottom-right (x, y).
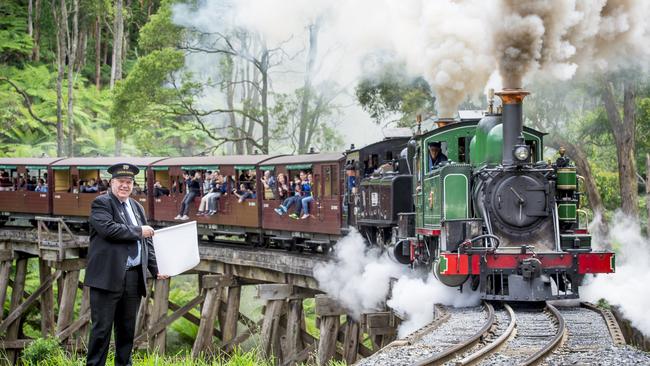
top-left (441, 219), bottom-right (483, 252)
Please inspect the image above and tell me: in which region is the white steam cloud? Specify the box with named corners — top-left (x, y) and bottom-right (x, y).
top-left (581, 212), bottom-right (650, 337)
top-left (314, 229), bottom-right (480, 338)
top-left (171, 0), bottom-right (650, 122)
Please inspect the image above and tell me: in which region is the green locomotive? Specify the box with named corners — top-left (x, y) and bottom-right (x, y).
top-left (359, 89), bottom-right (614, 302)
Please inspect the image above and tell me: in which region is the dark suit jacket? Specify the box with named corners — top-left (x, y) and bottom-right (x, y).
top-left (86, 192), bottom-right (158, 296)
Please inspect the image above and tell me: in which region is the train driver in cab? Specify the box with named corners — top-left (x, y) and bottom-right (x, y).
top-left (428, 141), bottom-right (448, 170)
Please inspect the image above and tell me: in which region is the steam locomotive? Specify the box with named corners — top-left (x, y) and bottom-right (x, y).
top-left (0, 89), bottom-right (614, 302)
top-left (354, 89), bottom-right (615, 301)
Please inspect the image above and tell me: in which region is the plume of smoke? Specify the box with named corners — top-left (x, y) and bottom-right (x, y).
top-left (494, 0), bottom-right (650, 88)
top-left (418, 1), bottom-right (495, 117)
top-left (314, 229), bottom-right (480, 337)
top-left (313, 229), bottom-right (405, 318)
top-left (581, 211), bottom-right (650, 337)
top-left (387, 275), bottom-right (480, 337)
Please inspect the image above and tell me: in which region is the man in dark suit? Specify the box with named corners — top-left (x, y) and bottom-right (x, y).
top-left (86, 163), bottom-right (168, 366)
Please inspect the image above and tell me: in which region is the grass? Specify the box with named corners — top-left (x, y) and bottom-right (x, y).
top-left (9, 337), bottom-right (348, 366)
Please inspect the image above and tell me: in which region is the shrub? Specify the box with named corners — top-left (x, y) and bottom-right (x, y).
top-left (21, 337), bottom-right (63, 365)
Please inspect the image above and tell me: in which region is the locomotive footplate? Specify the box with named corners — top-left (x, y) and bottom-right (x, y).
top-left (438, 250), bottom-right (615, 301)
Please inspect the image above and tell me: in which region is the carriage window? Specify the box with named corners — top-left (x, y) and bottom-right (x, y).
top-left (0, 168), bottom-right (16, 191)
top-left (324, 166), bottom-right (332, 197)
top-left (53, 169), bottom-right (71, 192)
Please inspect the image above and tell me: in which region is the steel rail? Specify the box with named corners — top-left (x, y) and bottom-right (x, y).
top-left (455, 303), bottom-right (517, 365)
top-left (520, 303), bottom-right (566, 366)
top-left (580, 302), bottom-right (626, 346)
top-left (414, 301), bottom-right (495, 366)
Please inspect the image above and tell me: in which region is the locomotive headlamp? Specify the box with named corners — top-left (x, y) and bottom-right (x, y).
top-left (514, 145), bottom-right (530, 162)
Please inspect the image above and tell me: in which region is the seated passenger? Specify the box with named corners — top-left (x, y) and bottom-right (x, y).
top-left (274, 181), bottom-right (303, 218)
top-left (26, 177), bottom-right (37, 191)
top-left (0, 171), bottom-right (11, 191)
top-left (276, 173), bottom-right (289, 200)
top-left (35, 179), bottom-right (48, 192)
top-left (153, 181), bottom-right (170, 197)
top-left (81, 178), bottom-right (99, 193)
top-left (197, 172), bottom-right (221, 216)
top-left (175, 171), bottom-right (201, 220)
top-left (207, 175), bottom-right (231, 215)
top-left (233, 183), bottom-right (255, 203)
top-left (262, 170), bottom-right (276, 199)
top-left (300, 174), bottom-right (314, 219)
top-left (428, 142), bottom-right (448, 170)
top-left (374, 162), bottom-right (394, 175)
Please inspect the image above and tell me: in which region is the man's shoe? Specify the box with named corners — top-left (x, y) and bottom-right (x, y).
top-left (180, 215), bottom-right (190, 220)
top-left (289, 213), bottom-right (299, 219)
top-left (274, 208), bottom-right (284, 216)
top-left (301, 214), bottom-right (310, 219)
top-left (174, 215), bottom-right (182, 220)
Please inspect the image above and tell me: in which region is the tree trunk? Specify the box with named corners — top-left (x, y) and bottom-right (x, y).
top-left (226, 57), bottom-right (241, 154)
top-left (297, 23), bottom-right (319, 154)
top-left (52, 0), bottom-right (66, 157)
top-left (32, 0), bottom-right (42, 61)
top-left (110, 0), bottom-right (124, 88)
top-left (28, 0), bottom-right (33, 37)
top-left (111, 0), bottom-right (125, 155)
top-left (62, 0), bottom-right (79, 157)
top-left (260, 49), bottom-right (269, 154)
top-left (95, 15), bottom-right (102, 89)
top-left (602, 78), bottom-right (638, 219)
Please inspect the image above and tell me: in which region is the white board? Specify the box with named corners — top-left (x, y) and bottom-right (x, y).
top-left (152, 221), bottom-right (200, 277)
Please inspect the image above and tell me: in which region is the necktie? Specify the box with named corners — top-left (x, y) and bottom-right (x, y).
top-left (121, 202), bottom-right (139, 259)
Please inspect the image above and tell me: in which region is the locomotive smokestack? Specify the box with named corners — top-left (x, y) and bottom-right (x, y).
top-left (496, 89), bottom-right (530, 165)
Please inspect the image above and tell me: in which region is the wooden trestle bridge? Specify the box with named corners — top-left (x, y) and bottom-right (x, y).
top-left (0, 219), bottom-right (399, 365)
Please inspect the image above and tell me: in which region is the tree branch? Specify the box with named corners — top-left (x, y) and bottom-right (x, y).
top-left (0, 77), bottom-right (57, 127)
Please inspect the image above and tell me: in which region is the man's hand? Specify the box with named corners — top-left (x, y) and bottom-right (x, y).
top-left (157, 274), bottom-right (170, 280)
top-left (141, 225), bottom-right (155, 238)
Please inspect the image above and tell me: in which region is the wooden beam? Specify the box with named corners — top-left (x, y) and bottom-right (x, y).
top-left (0, 270), bottom-right (60, 333)
top-left (39, 259), bottom-right (56, 337)
top-left (56, 311), bottom-right (90, 342)
top-left (135, 294), bottom-right (204, 345)
top-left (315, 294), bottom-right (347, 316)
top-left (56, 269), bottom-right (80, 333)
top-left (192, 285), bottom-right (223, 357)
top-left (6, 257), bottom-right (28, 364)
top-left (201, 274), bottom-right (235, 289)
top-left (50, 258), bottom-right (86, 272)
top-left (259, 299), bottom-right (285, 360)
top-left (342, 319), bottom-right (360, 364)
top-left (221, 285), bottom-right (241, 348)
top-left (149, 278), bottom-right (170, 354)
top-left (256, 284), bottom-right (292, 301)
top-left (317, 315), bottom-right (340, 366)
top-left (284, 298), bottom-right (303, 365)
top-left (0, 260), bottom-right (13, 322)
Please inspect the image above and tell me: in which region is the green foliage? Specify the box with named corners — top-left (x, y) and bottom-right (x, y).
top-left (139, 0), bottom-right (184, 53)
top-left (356, 62), bottom-right (434, 126)
top-left (20, 337), bottom-right (64, 365)
top-left (0, 2), bottom-right (34, 64)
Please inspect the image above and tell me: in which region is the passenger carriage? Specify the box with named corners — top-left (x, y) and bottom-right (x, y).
top-left (0, 157), bottom-right (63, 223)
top-left (150, 155), bottom-right (274, 241)
top-left (50, 157), bottom-right (164, 219)
top-left (260, 153), bottom-right (345, 252)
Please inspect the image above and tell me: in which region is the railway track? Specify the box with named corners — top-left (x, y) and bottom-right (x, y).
top-left (356, 301), bottom-right (567, 366)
